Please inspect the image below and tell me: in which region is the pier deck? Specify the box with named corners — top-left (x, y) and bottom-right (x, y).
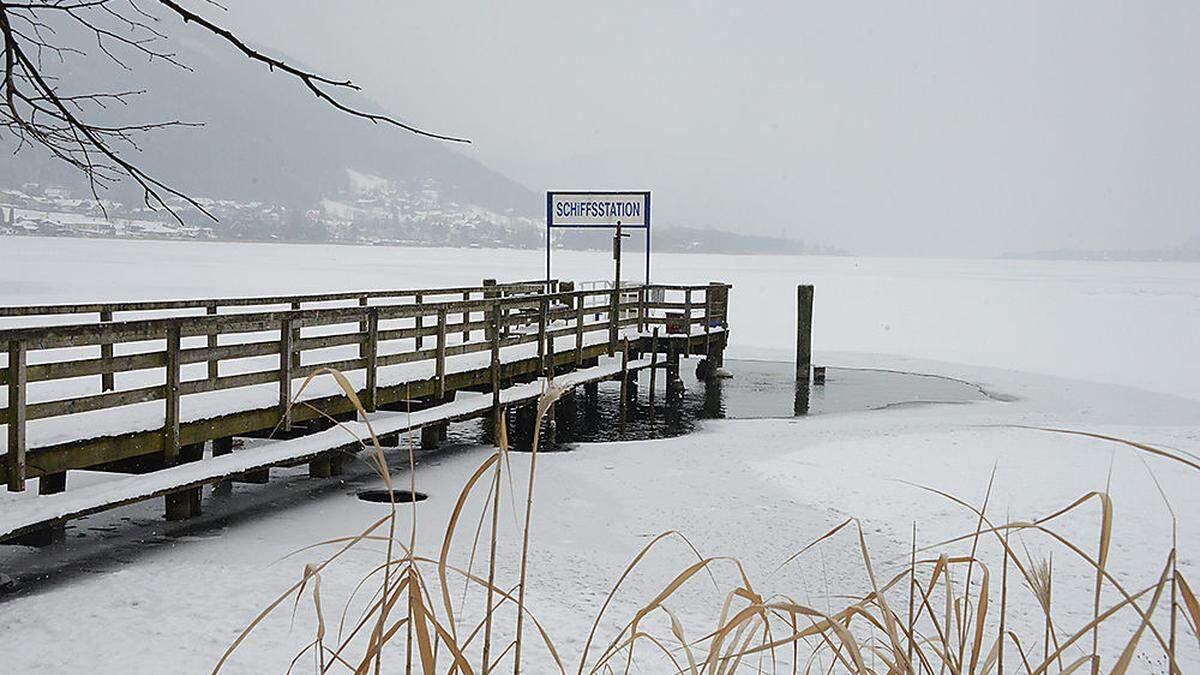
top-left (0, 279), bottom-right (730, 542)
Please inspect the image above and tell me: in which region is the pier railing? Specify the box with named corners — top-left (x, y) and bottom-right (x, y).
top-left (1, 281), bottom-right (730, 490)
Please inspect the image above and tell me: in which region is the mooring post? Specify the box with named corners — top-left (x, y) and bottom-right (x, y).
top-left (100, 309), bottom-right (114, 392)
top-left (795, 284), bottom-right (813, 380)
top-left (795, 284), bottom-right (814, 416)
top-left (6, 339), bottom-right (27, 492)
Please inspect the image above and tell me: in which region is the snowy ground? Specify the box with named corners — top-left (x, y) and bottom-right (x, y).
top-left (1, 237), bottom-right (1198, 672)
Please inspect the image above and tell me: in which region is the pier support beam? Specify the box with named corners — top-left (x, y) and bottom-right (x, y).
top-left (420, 424), bottom-right (442, 451)
top-left (164, 443), bottom-right (204, 521)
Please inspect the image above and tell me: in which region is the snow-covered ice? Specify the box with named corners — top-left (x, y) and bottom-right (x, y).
top-left (0, 237), bottom-right (1197, 672)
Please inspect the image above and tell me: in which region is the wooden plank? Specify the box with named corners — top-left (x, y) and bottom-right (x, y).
top-left (163, 323), bottom-right (181, 462)
top-left (28, 384), bottom-right (165, 420)
top-left (7, 340), bottom-right (27, 491)
top-left (27, 351), bottom-right (164, 383)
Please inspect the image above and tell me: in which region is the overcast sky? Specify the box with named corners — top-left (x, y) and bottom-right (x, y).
top-left (224, 1), bottom-right (1197, 257)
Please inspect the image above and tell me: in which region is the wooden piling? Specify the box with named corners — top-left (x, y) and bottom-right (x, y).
top-left (795, 285), bottom-right (813, 381)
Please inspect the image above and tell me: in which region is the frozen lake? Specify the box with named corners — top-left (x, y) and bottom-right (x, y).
top-left (2, 237), bottom-right (1199, 672)
top-left (2, 235), bottom-right (1198, 401)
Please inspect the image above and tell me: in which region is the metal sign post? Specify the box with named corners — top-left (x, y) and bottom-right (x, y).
top-left (545, 191), bottom-right (651, 291)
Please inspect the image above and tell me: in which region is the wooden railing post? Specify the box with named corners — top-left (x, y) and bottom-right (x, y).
top-left (365, 308), bottom-right (379, 412)
top-left (415, 292), bottom-right (425, 350)
top-left (618, 338), bottom-right (630, 424)
top-left (608, 288), bottom-right (619, 356)
top-left (704, 289), bottom-right (712, 354)
top-left (357, 295), bottom-right (369, 358)
top-left (461, 291), bottom-right (471, 342)
top-left (637, 287), bottom-right (647, 333)
top-left (436, 308), bottom-right (447, 398)
top-left (574, 293), bottom-right (584, 366)
top-left (289, 301), bottom-right (301, 370)
top-left (489, 302), bottom-right (501, 409)
top-left (648, 328), bottom-right (659, 405)
top-left (100, 309), bottom-right (114, 391)
top-left (6, 339), bottom-right (27, 491)
top-left (279, 316), bottom-right (294, 432)
top-left (163, 322), bottom-right (181, 462)
top-left (684, 289), bottom-right (694, 334)
top-left (537, 297), bottom-right (548, 370)
top-left (205, 302), bottom-right (219, 381)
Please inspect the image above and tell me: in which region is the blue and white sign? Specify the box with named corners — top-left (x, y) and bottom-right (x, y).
top-left (547, 191), bottom-right (650, 228)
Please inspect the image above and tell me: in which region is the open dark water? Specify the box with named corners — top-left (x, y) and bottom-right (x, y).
top-left (503, 359), bottom-right (996, 451)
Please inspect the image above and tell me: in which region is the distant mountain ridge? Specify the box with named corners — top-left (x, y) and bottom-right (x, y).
top-left (0, 19), bottom-right (537, 219)
top-left (1, 18), bottom-right (836, 255)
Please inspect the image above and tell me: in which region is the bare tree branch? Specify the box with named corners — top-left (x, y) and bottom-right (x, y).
top-left (0, 0), bottom-right (469, 224)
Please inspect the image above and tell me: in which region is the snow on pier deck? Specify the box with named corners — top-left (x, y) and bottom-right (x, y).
top-left (0, 279), bottom-right (730, 542)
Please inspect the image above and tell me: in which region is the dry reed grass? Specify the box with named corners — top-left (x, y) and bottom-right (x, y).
top-left (212, 369), bottom-right (1200, 674)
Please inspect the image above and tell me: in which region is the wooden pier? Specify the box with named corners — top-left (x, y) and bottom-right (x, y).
top-left (0, 279), bottom-right (730, 544)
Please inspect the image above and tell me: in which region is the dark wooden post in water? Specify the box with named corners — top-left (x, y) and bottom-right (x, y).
top-left (574, 293), bottom-right (585, 366)
top-left (415, 292), bottom-right (425, 350)
top-left (794, 284), bottom-right (814, 416)
top-left (489, 301), bottom-right (502, 444)
top-left (6, 339), bottom-right (27, 491)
